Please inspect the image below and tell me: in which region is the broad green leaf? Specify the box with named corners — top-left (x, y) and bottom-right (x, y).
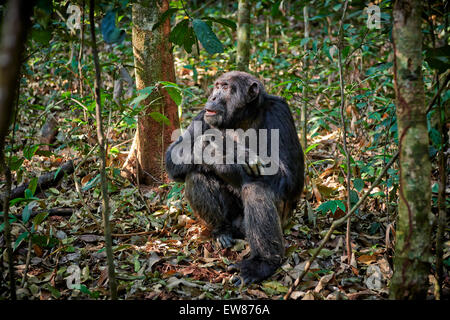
top-left (130, 86), bottom-right (154, 107)
top-left (336, 200), bottom-right (346, 212)
top-left (425, 45), bottom-right (450, 73)
top-left (54, 167), bottom-right (62, 180)
top-left (45, 284), bottom-right (61, 299)
top-left (350, 189), bottom-right (359, 203)
top-left (149, 112), bottom-right (171, 126)
top-left (22, 204), bottom-right (32, 223)
top-left (170, 19), bottom-right (190, 46)
top-left (28, 177), bottom-right (38, 196)
top-left (82, 174), bottom-right (101, 191)
top-left (152, 8), bottom-right (178, 31)
top-left (192, 19), bottom-right (224, 54)
top-left (202, 17), bottom-right (237, 30)
top-left (23, 145), bottom-right (39, 160)
top-left (305, 143), bottom-right (319, 154)
top-left (9, 156), bottom-right (24, 171)
top-left (353, 178), bottom-right (364, 193)
top-left (14, 231), bottom-right (30, 251)
top-left (25, 189), bottom-right (33, 199)
top-left (33, 211), bottom-right (49, 227)
top-left (263, 281), bottom-right (288, 293)
top-left (165, 87), bottom-right (182, 106)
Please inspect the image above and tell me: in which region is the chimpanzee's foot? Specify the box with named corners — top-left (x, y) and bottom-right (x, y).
top-left (228, 257), bottom-right (279, 286)
top-left (214, 232), bottom-right (236, 249)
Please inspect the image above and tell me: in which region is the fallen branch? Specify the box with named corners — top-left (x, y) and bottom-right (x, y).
top-left (15, 207), bottom-right (74, 220)
top-left (6, 160), bottom-right (74, 201)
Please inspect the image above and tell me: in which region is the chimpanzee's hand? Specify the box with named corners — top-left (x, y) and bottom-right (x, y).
top-left (242, 150), bottom-right (271, 177)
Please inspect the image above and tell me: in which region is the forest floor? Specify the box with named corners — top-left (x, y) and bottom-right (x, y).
top-left (2, 64), bottom-right (447, 301)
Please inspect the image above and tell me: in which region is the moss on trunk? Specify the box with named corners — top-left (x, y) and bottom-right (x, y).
top-left (389, 0), bottom-right (433, 299)
top-left (236, 0), bottom-right (250, 71)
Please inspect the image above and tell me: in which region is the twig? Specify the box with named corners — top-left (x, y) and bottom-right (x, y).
top-left (78, 0), bottom-right (85, 98)
top-left (336, 0), bottom-right (352, 264)
top-left (111, 230), bottom-right (156, 238)
top-left (425, 72), bottom-right (450, 114)
top-left (21, 236), bottom-right (32, 287)
top-left (302, 5), bottom-right (309, 220)
top-left (89, 0), bottom-right (118, 300)
top-left (1, 164), bottom-right (15, 300)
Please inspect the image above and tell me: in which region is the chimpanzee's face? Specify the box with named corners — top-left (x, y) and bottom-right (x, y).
top-left (204, 78), bottom-right (236, 128)
top-left (204, 73), bottom-right (259, 128)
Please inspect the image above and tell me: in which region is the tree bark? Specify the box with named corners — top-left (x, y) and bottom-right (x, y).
top-left (236, 0), bottom-right (251, 71)
top-left (122, 0), bottom-right (180, 186)
top-left (390, 0), bottom-right (432, 299)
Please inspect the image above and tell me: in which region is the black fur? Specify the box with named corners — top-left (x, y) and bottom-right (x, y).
top-left (166, 71), bottom-right (304, 284)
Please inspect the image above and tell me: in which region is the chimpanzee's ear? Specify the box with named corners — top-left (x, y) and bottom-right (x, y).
top-left (248, 82), bottom-right (259, 101)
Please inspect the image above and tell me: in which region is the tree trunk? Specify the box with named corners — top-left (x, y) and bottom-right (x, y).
top-left (389, 0), bottom-right (432, 299)
top-left (122, 0), bottom-right (180, 186)
top-left (0, 0), bottom-right (33, 300)
top-left (236, 0), bottom-right (250, 71)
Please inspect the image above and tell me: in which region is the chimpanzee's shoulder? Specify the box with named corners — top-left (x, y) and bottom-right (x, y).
top-left (264, 94), bottom-right (291, 114)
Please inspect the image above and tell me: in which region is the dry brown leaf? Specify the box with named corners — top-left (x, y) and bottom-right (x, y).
top-left (81, 172), bottom-right (94, 186)
top-left (302, 291), bottom-right (315, 300)
top-left (314, 272), bottom-right (334, 293)
top-left (290, 291), bottom-right (304, 300)
top-left (248, 289), bottom-right (269, 299)
top-left (33, 244), bottom-right (43, 257)
top-left (357, 254), bottom-right (377, 265)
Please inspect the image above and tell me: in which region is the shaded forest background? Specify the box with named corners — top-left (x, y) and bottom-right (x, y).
top-left (0, 0), bottom-right (448, 300)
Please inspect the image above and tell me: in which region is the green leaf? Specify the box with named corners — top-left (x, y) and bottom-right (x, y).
top-left (31, 29), bottom-right (52, 44)
top-left (28, 177), bottom-right (38, 196)
top-left (45, 284), bottom-right (61, 299)
top-left (335, 200), bottom-right (346, 212)
top-left (263, 281), bottom-right (288, 293)
top-left (308, 248), bottom-right (334, 258)
top-left (425, 45), bottom-right (450, 73)
top-left (202, 17), bottom-right (237, 30)
top-left (9, 197), bottom-right (26, 206)
top-left (305, 143), bottom-right (319, 154)
top-left (130, 86), bottom-right (154, 108)
top-left (192, 19), bottom-right (224, 54)
top-left (170, 19), bottom-right (190, 46)
top-left (429, 128), bottom-right (441, 146)
top-left (152, 8), bottom-right (178, 31)
top-left (22, 204), bottom-right (32, 223)
top-left (31, 234), bottom-right (58, 248)
top-left (349, 190), bottom-right (359, 205)
top-left (149, 112), bottom-right (171, 126)
top-left (317, 201), bottom-right (336, 214)
top-left (9, 156), bottom-right (24, 171)
top-left (353, 178), bottom-right (364, 193)
top-left (82, 174), bottom-right (101, 191)
top-left (14, 231), bottom-right (30, 251)
top-left (33, 211), bottom-right (49, 227)
top-left (25, 189), bottom-right (33, 199)
top-left (166, 87), bottom-right (182, 106)
top-left (53, 167), bottom-right (62, 180)
top-left (23, 145), bottom-right (39, 160)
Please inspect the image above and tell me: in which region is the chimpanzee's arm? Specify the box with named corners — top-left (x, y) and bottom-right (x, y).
top-left (165, 111), bottom-right (207, 182)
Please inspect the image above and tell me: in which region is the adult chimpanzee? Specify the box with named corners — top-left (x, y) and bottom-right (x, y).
top-left (166, 71), bottom-right (304, 285)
